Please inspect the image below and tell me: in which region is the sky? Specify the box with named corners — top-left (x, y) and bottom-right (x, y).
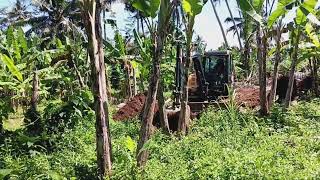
top-left (0, 0), bottom-right (319, 50)
top-left (105, 1), bottom-right (241, 50)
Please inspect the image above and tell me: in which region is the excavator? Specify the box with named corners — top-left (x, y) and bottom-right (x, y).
top-left (173, 50), bottom-right (234, 113)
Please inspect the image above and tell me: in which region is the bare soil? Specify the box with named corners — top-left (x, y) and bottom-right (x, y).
top-left (113, 93), bottom-right (146, 121)
top-left (235, 87), bottom-right (260, 108)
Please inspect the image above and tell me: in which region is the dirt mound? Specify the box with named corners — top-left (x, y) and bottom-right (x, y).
top-left (235, 87), bottom-right (260, 108)
top-left (113, 93), bottom-right (146, 121)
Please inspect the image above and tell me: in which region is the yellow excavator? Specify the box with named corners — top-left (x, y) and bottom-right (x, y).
top-left (173, 51), bottom-right (234, 112)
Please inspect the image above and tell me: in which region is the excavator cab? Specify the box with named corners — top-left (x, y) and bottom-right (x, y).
top-left (174, 51), bottom-right (233, 111)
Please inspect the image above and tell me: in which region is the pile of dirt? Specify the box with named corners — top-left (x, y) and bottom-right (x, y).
top-left (113, 93), bottom-right (146, 121)
top-left (235, 87), bottom-right (260, 108)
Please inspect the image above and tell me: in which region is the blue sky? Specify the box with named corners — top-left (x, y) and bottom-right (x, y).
top-left (1, 0), bottom-right (319, 49)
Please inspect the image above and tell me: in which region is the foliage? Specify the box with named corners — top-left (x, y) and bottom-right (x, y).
top-left (1, 99), bottom-right (320, 179)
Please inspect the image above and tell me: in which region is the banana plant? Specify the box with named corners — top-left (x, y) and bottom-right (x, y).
top-left (239, 0), bottom-right (318, 110)
top-left (178, 0), bottom-right (206, 133)
top-left (131, 0), bottom-right (176, 167)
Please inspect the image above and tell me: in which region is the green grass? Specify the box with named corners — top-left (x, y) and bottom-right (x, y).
top-left (3, 109), bottom-right (24, 131)
top-left (1, 99), bottom-right (320, 179)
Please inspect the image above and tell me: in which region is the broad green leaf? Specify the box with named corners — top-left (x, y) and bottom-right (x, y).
top-left (17, 27), bottom-right (27, 53)
top-left (0, 169), bottom-right (13, 179)
top-left (6, 26), bottom-right (14, 47)
top-left (55, 38), bottom-right (64, 49)
top-left (268, 8), bottom-right (286, 28)
top-left (238, 0), bottom-right (263, 25)
top-left (296, 0), bottom-right (317, 25)
top-left (305, 23), bottom-right (320, 48)
top-left (267, 0), bottom-right (295, 28)
top-left (0, 53), bottom-right (23, 81)
top-left (132, 0), bottom-right (160, 18)
top-left (133, 29), bottom-right (149, 60)
top-left (124, 136), bottom-right (136, 152)
top-left (247, 10), bottom-right (264, 25)
top-left (182, 0), bottom-right (205, 16)
top-left (238, 0), bottom-right (253, 12)
top-left (252, 0), bottom-right (264, 12)
top-left (115, 31), bottom-right (125, 57)
top-left (301, 0), bottom-right (317, 15)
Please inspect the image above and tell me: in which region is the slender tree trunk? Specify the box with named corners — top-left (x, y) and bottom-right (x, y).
top-left (257, 25), bottom-right (269, 115)
top-left (31, 71), bottom-right (39, 110)
top-left (139, 74), bottom-right (144, 93)
top-left (178, 54), bottom-right (191, 133)
top-left (137, 13), bottom-right (140, 34)
top-left (0, 120), bottom-right (3, 136)
top-left (81, 0), bottom-right (112, 177)
top-left (133, 68), bottom-right (137, 96)
top-left (137, 37), bottom-right (162, 167)
top-left (71, 58), bottom-right (85, 88)
top-left (261, 31), bottom-right (269, 115)
top-left (103, 9), bottom-right (107, 40)
top-left (178, 19), bottom-right (193, 134)
top-left (312, 58), bottom-right (319, 96)
top-left (137, 0), bottom-right (173, 167)
top-left (269, 22), bottom-right (282, 107)
top-left (284, 29), bottom-right (301, 108)
top-left (125, 61), bottom-right (132, 99)
top-left (157, 79), bottom-right (170, 134)
top-left (210, 0), bottom-right (229, 48)
top-left (244, 39), bottom-right (251, 78)
top-left (225, 0), bottom-right (242, 49)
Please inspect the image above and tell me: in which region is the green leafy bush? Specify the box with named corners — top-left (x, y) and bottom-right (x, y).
top-left (1, 100), bottom-right (320, 179)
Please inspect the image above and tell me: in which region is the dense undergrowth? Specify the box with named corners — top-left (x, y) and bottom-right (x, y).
top-left (1, 97), bottom-right (320, 179)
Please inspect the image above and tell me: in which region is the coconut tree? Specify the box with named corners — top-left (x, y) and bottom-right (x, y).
top-left (210, 0), bottom-right (229, 48)
top-left (224, 0), bottom-right (242, 49)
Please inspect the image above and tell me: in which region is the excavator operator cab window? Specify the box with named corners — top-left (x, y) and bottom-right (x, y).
top-left (203, 55), bottom-right (225, 85)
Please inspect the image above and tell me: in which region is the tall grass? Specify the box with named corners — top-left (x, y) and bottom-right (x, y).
top-left (1, 99), bottom-right (320, 179)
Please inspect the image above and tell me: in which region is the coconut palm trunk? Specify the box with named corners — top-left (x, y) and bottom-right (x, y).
top-left (225, 0), bottom-right (242, 49)
top-left (81, 0), bottom-right (112, 177)
top-left (210, 0), bottom-right (229, 48)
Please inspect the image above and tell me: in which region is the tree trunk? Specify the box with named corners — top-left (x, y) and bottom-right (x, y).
top-left (136, 0), bottom-right (173, 167)
top-left (312, 58), bottom-right (319, 96)
top-left (71, 58), bottom-right (85, 88)
top-left (157, 79), bottom-right (170, 134)
top-left (269, 22), bottom-right (282, 107)
top-left (284, 29), bottom-right (301, 108)
top-left (210, 0), bottom-right (229, 48)
top-left (125, 61), bottom-right (132, 99)
top-left (243, 40), bottom-right (251, 78)
top-left (31, 71), bottom-right (39, 110)
top-left (103, 9), bottom-right (107, 40)
top-left (178, 55), bottom-right (191, 133)
top-left (257, 25), bottom-right (269, 115)
top-left (137, 38), bottom-right (162, 167)
top-left (81, 0), bottom-right (112, 177)
top-left (225, 0), bottom-right (242, 49)
top-left (139, 74), bottom-right (144, 93)
top-left (133, 68), bottom-right (137, 96)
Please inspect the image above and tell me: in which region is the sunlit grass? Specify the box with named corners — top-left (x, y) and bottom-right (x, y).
top-left (3, 108), bottom-right (24, 131)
